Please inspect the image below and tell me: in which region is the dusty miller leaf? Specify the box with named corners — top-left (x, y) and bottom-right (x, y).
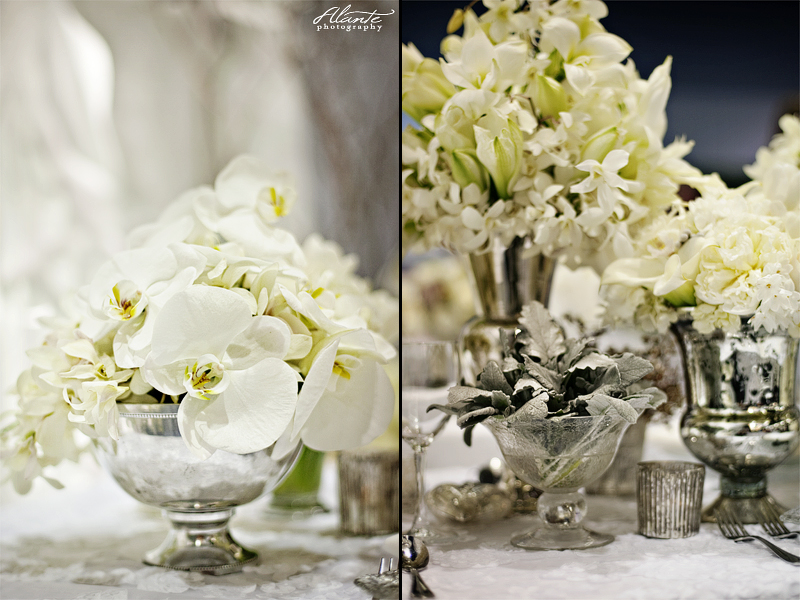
top-left (568, 353), bottom-right (617, 373)
top-left (447, 386), bottom-right (493, 405)
top-left (623, 387), bottom-right (667, 412)
top-left (517, 301), bottom-right (566, 365)
top-left (585, 393), bottom-right (639, 423)
top-left (523, 356), bottom-right (562, 392)
top-left (477, 361), bottom-right (514, 396)
top-left (513, 377), bottom-right (546, 394)
top-left (614, 353), bottom-right (654, 387)
top-left (558, 338), bottom-right (592, 371)
top-left (506, 396), bottom-right (549, 421)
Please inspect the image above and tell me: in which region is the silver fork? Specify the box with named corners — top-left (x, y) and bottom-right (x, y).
top-left (715, 506), bottom-right (800, 564)
top-left (758, 503), bottom-right (800, 540)
top-left (378, 557), bottom-right (395, 574)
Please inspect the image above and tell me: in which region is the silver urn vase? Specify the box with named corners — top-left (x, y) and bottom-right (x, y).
top-left (94, 403), bottom-right (302, 574)
top-left (458, 236), bottom-right (556, 385)
top-left (674, 320), bottom-right (799, 523)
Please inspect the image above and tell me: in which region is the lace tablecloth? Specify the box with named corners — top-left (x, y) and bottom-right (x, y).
top-left (0, 457), bottom-right (397, 600)
top-left (406, 420), bottom-right (800, 600)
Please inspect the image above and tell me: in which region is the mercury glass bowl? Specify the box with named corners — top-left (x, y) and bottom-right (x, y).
top-left (93, 403), bottom-right (301, 574)
top-left (484, 414), bottom-right (630, 550)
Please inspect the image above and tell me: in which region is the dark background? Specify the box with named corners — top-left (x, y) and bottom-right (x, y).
top-left (401, 1), bottom-right (800, 186)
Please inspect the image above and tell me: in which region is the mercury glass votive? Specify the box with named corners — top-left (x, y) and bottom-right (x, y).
top-left (338, 448), bottom-right (400, 536)
top-left (637, 461), bottom-right (705, 539)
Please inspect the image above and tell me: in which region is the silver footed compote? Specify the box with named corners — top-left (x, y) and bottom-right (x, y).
top-left (673, 319), bottom-right (799, 523)
top-left (485, 414), bottom-right (630, 550)
top-left (93, 403), bottom-right (301, 574)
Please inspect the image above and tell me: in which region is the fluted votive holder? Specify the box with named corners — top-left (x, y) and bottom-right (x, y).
top-left (338, 448), bottom-right (400, 536)
top-left (637, 461), bottom-right (705, 539)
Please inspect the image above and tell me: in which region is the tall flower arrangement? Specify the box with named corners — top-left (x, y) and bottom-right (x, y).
top-left (402, 0), bottom-right (701, 269)
top-left (2, 156), bottom-right (398, 493)
top-left (601, 114), bottom-right (800, 336)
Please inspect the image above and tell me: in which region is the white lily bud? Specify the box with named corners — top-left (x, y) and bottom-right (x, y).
top-left (530, 74), bottom-right (568, 119)
top-left (475, 115), bottom-right (523, 199)
top-left (581, 126), bottom-right (619, 163)
top-left (435, 105), bottom-right (476, 152)
top-left (449, 149), bottom-right (490, 191)
top-left (402, 44), bottom-right (456, 124)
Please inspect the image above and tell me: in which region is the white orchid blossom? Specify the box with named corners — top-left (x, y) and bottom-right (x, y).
top-left (140, 285), bottom-right (298, 458)
top-left (3, 155), bottom-right (399, 492)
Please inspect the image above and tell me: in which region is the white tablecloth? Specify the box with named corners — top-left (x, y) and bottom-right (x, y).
top-left (0, 457), bottom-right (397, 600)
top-left (404, 419), bottom-right (800, 600)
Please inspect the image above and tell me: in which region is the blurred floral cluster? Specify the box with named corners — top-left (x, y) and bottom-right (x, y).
top-left (402, 0), bottom-right (701, 270)
top-left (402, 254), bottom-right (476, 341)
top-left (2, 156), bottom-right (399, 493)
top-left (601, 115), bottom-right (800, 337)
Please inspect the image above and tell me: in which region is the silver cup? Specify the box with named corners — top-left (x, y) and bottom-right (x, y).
top-left (637, 461), bottom-right (705, 539)
top-left (338, 448), bottom-right (400, 536)
top-left (93, 403), bottom-right (301, 574)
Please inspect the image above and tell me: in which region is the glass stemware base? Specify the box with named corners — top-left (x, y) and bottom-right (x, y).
top-left (485, 414), bottom-right (631, 551)
top-left (511, 490), bottom-right (613, 550)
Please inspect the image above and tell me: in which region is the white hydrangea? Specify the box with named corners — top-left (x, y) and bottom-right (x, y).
top-left (600, 115), bottom-right (800, 337)
top-left (402, 0), bottom-right (702, 270)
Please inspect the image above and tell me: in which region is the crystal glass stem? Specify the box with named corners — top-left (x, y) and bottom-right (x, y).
top-left (408, 444), bottom-right (428, 536)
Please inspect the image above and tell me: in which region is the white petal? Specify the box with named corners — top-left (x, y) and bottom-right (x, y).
top-left (541, 17), bottom-right (580, 60)
top-left (291, 339), bottom-right (340, 439)
top-left (225, 315), bottom-right (292, 369)
top-left (149, 286), bottom-right (252, 364)
top-left (194, 358), bottom-right (298, 454)
top-left (140, 357), bottom-right (187, 396)
top-left (564, 64), bottom-right (594, 96)
top-left (300, 361), bottom-right (395, 451)
top-left (177, 396), bottom-right (218, 459)
top-left (214, 155), bottom-right (270, 209)
top-left (602, 149), bottom-right (630, 173)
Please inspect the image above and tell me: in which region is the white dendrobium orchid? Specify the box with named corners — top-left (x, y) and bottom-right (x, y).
top-left (402, 1), bottom-right (703, 269)
top-left (141, 285), bottom-right (298, 458)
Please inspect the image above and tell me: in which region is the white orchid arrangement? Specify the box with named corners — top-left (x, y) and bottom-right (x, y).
top-left (2, 156), bottom-right (398, 493)
top-left (601, 114), bottom-right (800, 337)
top-left (402, 0), bottom-right (702, 269)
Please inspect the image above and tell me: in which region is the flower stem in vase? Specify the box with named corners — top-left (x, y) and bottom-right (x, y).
top-left (266, 446), bottom-right (329, 516)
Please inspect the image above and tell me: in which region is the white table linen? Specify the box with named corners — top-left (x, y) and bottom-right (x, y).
top-left (404, 419), bottom-right (800, 600)
top-left (1, 457), bottom-right (397, 600)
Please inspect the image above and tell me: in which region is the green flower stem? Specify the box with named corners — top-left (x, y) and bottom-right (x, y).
top-left (270, 446), bottom-right (326, 508)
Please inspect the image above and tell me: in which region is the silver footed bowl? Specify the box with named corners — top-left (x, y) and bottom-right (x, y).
top-left (93, 403), bottom-right (301, 574)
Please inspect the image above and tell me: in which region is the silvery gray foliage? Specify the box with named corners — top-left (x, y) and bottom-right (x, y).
top-left (430, 301), bottom-right (665, 445)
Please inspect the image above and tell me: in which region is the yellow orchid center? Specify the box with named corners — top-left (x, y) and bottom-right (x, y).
top-left (107, 280), bottom-right (145, 321)
top-left (332, 360), bottom-right (351, 381)
top-left (184, 360), bottom-right (226, 400)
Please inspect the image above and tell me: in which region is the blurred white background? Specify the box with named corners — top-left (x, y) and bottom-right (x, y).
top-left (0, 1), bottom-right (400, 414)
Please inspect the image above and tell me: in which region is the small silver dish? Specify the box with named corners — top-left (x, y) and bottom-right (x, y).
top-left (93, 403), bottom-right (301, 574)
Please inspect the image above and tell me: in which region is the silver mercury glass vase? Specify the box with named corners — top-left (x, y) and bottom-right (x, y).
top-left (674, 319), bottom-right (799, 523)
top-left (458, 236), bottom-right (556, 385)
top-left (94, 404), bottom-right (302, 574)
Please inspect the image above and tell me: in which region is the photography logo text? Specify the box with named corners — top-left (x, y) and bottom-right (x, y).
top-left (313, 5), bottom-right (395, 32)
